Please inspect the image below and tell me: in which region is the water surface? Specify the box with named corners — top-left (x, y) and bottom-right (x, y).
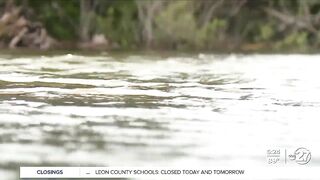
top-left (0, 54), bottom-right (319, 179)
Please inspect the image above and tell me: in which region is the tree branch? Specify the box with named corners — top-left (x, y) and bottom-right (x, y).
top-left (264, 7), bottom-right (317, 34)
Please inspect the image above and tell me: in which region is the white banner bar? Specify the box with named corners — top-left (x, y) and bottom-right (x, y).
top-left (20, 166), bottom-right (320, 179)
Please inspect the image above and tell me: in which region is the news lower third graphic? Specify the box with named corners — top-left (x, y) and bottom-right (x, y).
top-left (20, 167), bottom-right (246, 178)
top-left (20, 147), bottom-right (316, 179)
top-left (267, 147), bottom-right (312, 165)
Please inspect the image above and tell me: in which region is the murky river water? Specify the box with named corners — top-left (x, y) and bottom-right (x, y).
top-left (0, 54), bottom-right (320, 179)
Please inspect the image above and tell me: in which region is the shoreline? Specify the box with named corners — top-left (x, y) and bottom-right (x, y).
top-left (0, 47), bottom-right (320, 57)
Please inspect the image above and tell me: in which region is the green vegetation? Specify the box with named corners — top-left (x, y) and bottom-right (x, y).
top-left (1, 0), bottom-right (320, 52)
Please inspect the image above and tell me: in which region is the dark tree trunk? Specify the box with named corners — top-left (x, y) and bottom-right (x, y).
top-left (80, 0), bottom-right (95, 42)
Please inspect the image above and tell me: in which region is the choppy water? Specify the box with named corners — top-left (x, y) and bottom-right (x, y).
top-left (0, 54), bottom-right (320, 179)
